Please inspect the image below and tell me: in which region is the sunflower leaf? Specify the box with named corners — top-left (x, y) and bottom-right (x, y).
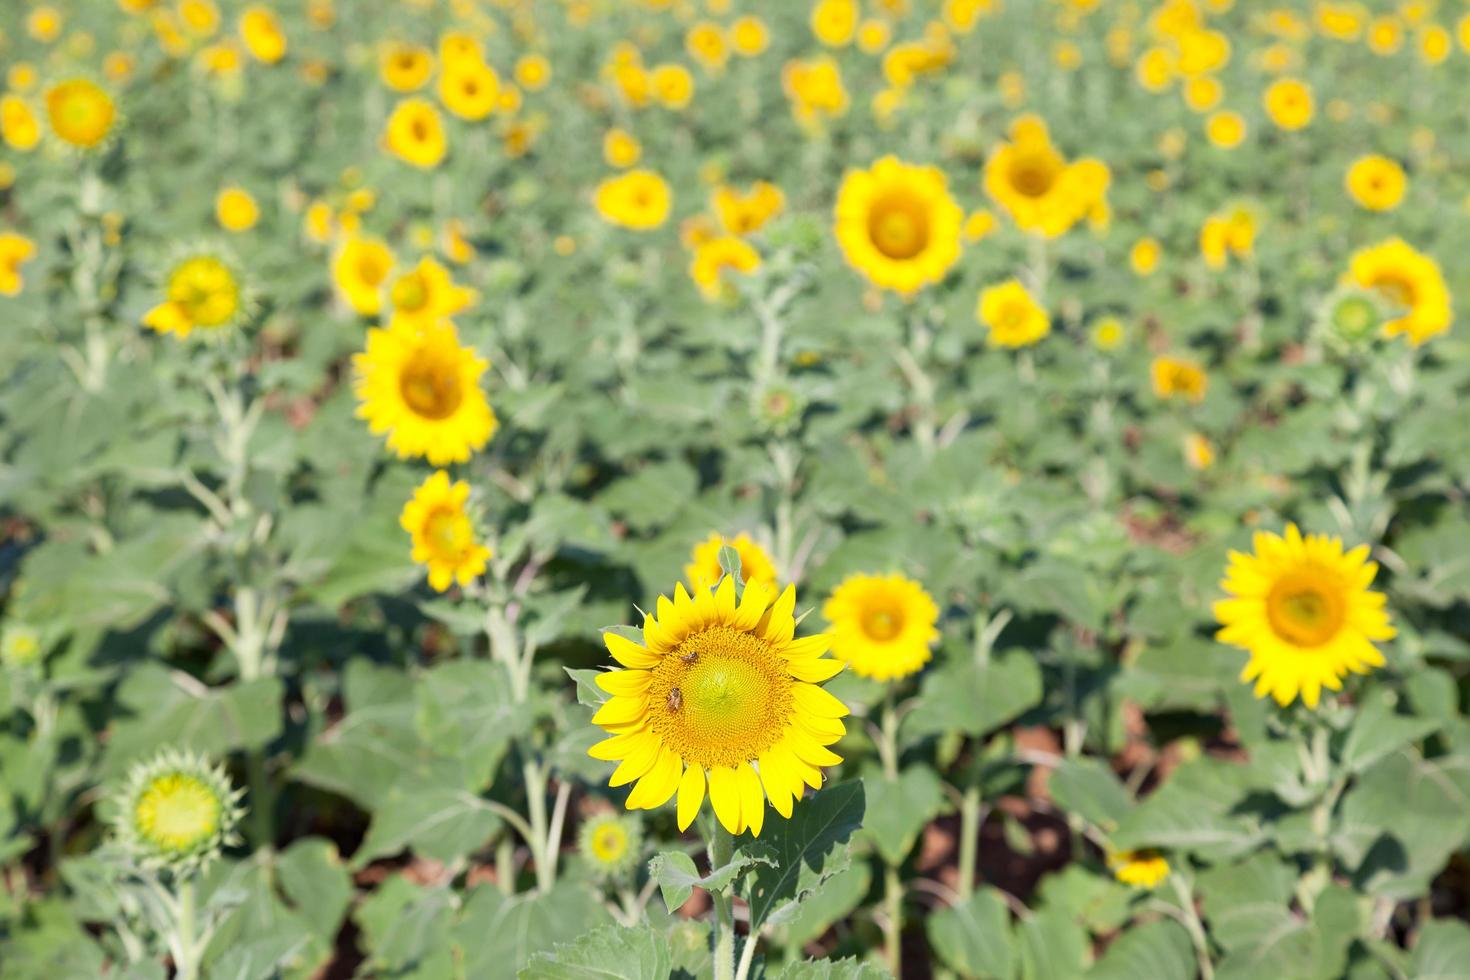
top-left (744, 780), bottom-right (866, 931)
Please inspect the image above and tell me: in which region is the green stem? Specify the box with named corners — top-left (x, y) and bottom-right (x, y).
top-left (1170, 874), bottom-right (1214, 980)
top-left (957, 786), bottom-right (982, 900)
top-left (524, 759), bottom-right (552, 893)
top-left (175, 876), bottom-right (199, 980)
top-left (709, 824), bottom-right (737, 980)
top-left (246, 751), bottom-right (272, 851)
top-left (883, 862), bottom-right (904, 978)
top-left (878, 693), bottom-right (900, 782)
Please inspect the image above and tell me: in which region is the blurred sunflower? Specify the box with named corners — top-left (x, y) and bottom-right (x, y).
top-left (439, 61), bottom-right (499, 121)
top-left (380, 43), bottom-right (433, 92)
top-left (389, 256), bottom-right (476, 328)
top-left (239, 6), bottom-right (287, 63)
top-left (1108, 849), bottom-right (1169, 889)
top-left (1345, 155), bottom-right (1406, 212)
top-left (112, 750), bottom-right (244, 873)
top-left (384, 98), bottom-right (446, 168)
top-left (215, 187), bottom-right (259, 232)
top-left (333, 236), bottom-right (395, 316)
top-left (0, 234), bottom-right (37, 296)
top-left (588, 578), bottom-right (847, 836)
top-left (712, 181), bottom-right (784, 236)
top-left (1, 96), bottom-right (41, 151)
top-left (400, 470), bottom-right (491, 592)
top-left (44, 78), bottom-right (115, 149)
top-left (1215, 524), bottom-right (1396, 708)
top-left (1151, 356), bottom-right (1208, 402)
top-left (1263, 77), bottom-right (1313, 130)
top-left (834, 156), bottom-right (962, 293)
top-left (595, 170), bottom-right (672, 230)
top-left (579, 812), bottom-right (642, 877)
top-left (353, 318), bottom-right (497, 464)
top-left (984, 115), bottom-right (1108, 238)
top-left (685, 532), bottom-right (778, 592)
top-left (823, 574), bottom-right (939, 682)
top-left (142, 253), bottom-right (243, 338)
top-left (689, 236), bottom-right (760, 301)
top-left (978, 279), bottom-right (1050, 348)
top-left (1346, 238), bottom-right (1451, 345)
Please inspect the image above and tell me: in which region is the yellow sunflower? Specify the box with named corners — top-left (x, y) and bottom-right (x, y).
top-left (822, 573), bottom-right (939, 682)
top-left (1214, 524), bottom-right (1396, 709)
top-left (1345, 155), bottom-right (1406, 212)
top-left (977, 279), bottom-right (1050, 348)
top-left (1151, 356), bottom-right (1208, 402)
top-left (1346, 237), bottom-right (1451, 345)
top-left (712, 181), bottom-right (785, 236)
top-left (439, 61), bottom-right (499, 121)
top-left (215, 186), bottom-right (259, 231)
top-left (142, 253), bottom-right (243, 338)
top-left (685, 532), bottom-right (779, 593)
top-left (45, 78), bottom-right (116, 149)
top-left (381, 43), bottom-right (433, 92)
top-left (239, 6), bottom-right (287, 64)
top-left (400, 470), bottom-right (492, 592)
top-left (1, 96), bottom-right (42, 151)
top-left (0, 234), bottom-right (37, 296)
top-left (389, 256), bottom-right (476, 328)
top-left (1263, 77), bottom-right (1313, 130)
top-left (383, 97), bottom-right (447, 169)
top-left (588, 578), bottom-right (848, 837)
top-left (984, 115), bottom-right (1109, 239)
top-left (833, 156), bottom-right (963, 294)
top-left (353, 318), bottom-right (497, 465)
top-left (333, 236), bottom-right (395, 316)
top-left (689, 236), bottom-right (761, 301)
top-left (595, 170), bottom-right (672, 230)
top-left (1108, 849), bottom-right (1170, 889)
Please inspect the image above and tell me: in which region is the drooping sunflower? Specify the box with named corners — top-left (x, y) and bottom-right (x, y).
top-left (977, 279), bottom-right (1050, 348)
top-left (1108, 849), bottom-right (1169, 889)
top-left (1345, 155), bottom-right (1406, 212)
top-left (1345, 237), bottom-right (1452, 345)
top-left (333, 236), bottom-right (395, 316)
top-left (984, 115), bottom-right (1108, 239)
top-left (833, 156), bottom-right (963, 294)
top-left (45, 78), bottom-right (116, 148)
top-left (595, 170), bottom-right (672, 230)
top-left (383, 97), bottom-right (447, 169)
top-left (1214, 524), bottom-right (1396, 709)
top-left (822, 573), bottom-right (939, 682)
top-left (685, 532), bottom-right (779, 593)
top-left (142, 253), bottom-right (244, 338)
top-left (588, 578), bottom-right (847, 837)
top-left (353, 318), bottom-right (497, 465)
top-left (389, 256), bottom-right (476, 328)
top-left (400, 470), bottom-right (491, 592)
top-left (111, 749), bottom-right (245, 873)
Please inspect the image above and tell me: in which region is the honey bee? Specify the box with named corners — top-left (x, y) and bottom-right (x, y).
top-left (666, 687), bottom-right (683, 713)
top-left (680, 650), bottom-right (699, 664)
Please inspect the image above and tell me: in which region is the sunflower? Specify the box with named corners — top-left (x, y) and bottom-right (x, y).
top-left (977, 279), bottom-right (1050, 348)
top-left (45, 78), bottom-right (116, 148)
top-left (783, 56), bottom-right (849, 126)
top-left (389, 256), bottom-right (476, 328)
top-left (384, 97), bottom-right (447, 169)
top-left (1091, 317), bottom-right (1126, 351)
top-left (1130, 237), bottom-right (1161, 275)
top-left (1345, 155), bottom-right (1406, 211)
top-left (239, 6), bottom-right (287, 64)
top-left (651, 64), bottom-right (695, 109)
top-left (712, 181), bottom-right (785, 236)
top-left (822, 574), bottom-right (939, 682)
top-left (689, 236), bottom-right (761, 301)
top-left (1205, 110), bottom-right (1246, 149)
top-left (984, 115), bottom-right (1109, 239)
top-left (1263, 77), bottom-right (1313, 130)
top-left (1108, 849), bottom-right (1169, 889)
top-left (1346, 238), bottom-right (1452, 345)
top-left (1, 96), bottom-right (41, 151)
top-left (353, 318), bottom-right (497, 465)
top-left (685, 532), bottom-right (779, 593)
top-left (333, 236), bottom-right (395, 316)
top-left (603, 128), bottom-right (641, 168)
top-left (588, 578), bottom-right (847, 837)
top-left (1, 624), bottom-right (43, 668)
top-left (595, 170), bottom-right (672, 230)
top-left (0, 234), bottom-right (37, 296)
top-left (578, 812), bottom-right (642, 878)
top-left (834, 156), bottom-right (962, 293)
top-left (142, 253), bottom-right (243, 338)
top-left (400, 470), bottom-right (491, 592)
top-left (439, 61), bottom-right (499, 121)
top-left (1214, 524), bottom-right (1396, 709)
top-left (1151, 356), bottom-right (1208, 402)
top-left (215, 186), bottom-right (259, 232)
top-left (381, 43), bottom-right (433, 92)
top-left (514, 54), bottom-right (551, 91)
top-left (111, 749), bottom-right (244, 873)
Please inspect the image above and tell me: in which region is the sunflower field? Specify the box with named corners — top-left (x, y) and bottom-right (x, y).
top-left (5, 0), bottom-right (1470, 977)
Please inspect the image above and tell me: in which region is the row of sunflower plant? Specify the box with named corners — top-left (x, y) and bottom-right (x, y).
top-left (4, 0), bottom-right (1470, 978)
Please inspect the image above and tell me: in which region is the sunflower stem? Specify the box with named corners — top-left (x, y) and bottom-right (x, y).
top-left (174, 876), bottom-right (200, 980)
top-left (957, 785), bottom-right (982, 900)
top-left (708, 823), bottom-right (737, 980)
top-left (882, 861), bottom-right (904, 978)
top-left (1170, 873), bottom-right (1214, 980)
top-left (878, 694), bottom-right (900, 782)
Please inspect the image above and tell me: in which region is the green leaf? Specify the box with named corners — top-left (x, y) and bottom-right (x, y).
top-left (276, 838), bottom-right (353, 944)
top-left (1087, 918), bottom-right (1194, 980)
top-left (1198, 852), bottom-right (1296, 951)
top-left (859, 765), bottom-right (947, 865)
top-left (101, 668), bottom-right (283, 777)
top-left (519, 924), bottom-right (672, 979)
top-left (415, 659), bottom-right (534, 790)
top-left (906, 650), bottom-right (1043, 739)
top-left (1111, 758), bottom-right (1263, 858)
top-left (770, 861), bottom-right (871, 950)
top-left (745, 781), bottom-right (866, 931)
top-left (1048, 758), bottom-right (1133, 832)
top-left (926, 887), bottom-right (1016, 980)
top-left (355, 876), bottom-right (456, 978)
top-left (354, 787), bottom-right (504, 867)
top-left (647, 848), bottom-right (773, 914)
top-left (773, 958), bottom-right (891, 979)
top-left (1340, 692), bottom-right (1441, 774)
top-left (567, 668), bottom-right (609, 708)
top-left (1018, 904), bottom-right (1089, 980)
top-left (1410, 919), bottom-right (1470, 980)
top-left (453, 881), bottom-right (609, 977)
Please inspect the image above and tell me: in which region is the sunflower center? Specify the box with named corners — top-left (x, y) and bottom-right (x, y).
top-left (647, 625), bottom-right (793, 769)
top-left (995, 300), bottom-right (1029, 332)
top-left (358, 256), bottom-right (388, 286)
top-left (591, 824), bottom-right (628, 862)
top-left (424, 506), bottom-right (471, 557)
top-left (868, 192), bottom-right (929, 260)
top-left (1374, 274), bottom-right (1416, 309)
top-left (399, 352), bottom-right (463, 419)
top-left (861, 604), bottom-right (904, 641)
top-left (1009, 153), bottom-right (1060, 198)
top-left (168, 257), bottom-right (239, 326)
top-left (411, 117), bottom-right (429, 141)
top-left (134, 774), bottom-right (220, 852)
top-left (1266, 571), bottom-right (1345, 647)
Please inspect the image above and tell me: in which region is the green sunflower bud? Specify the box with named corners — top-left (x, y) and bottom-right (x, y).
top-left (111, 749), bottom-right (245, 875)
top-left (578, 812), bottom-right (642, 879)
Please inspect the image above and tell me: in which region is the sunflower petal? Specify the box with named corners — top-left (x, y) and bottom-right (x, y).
top-left (596, 669), bottom-right (652, 696)
top-left (787, 657), bottom-right (845, 683)
top-left (791, 682), bottom-right (850, 718)
top-left (606, 633), bottom-right (660, 669)
top-left (736, 763), bottom-right (765, 837)
top-left (707, 765), bottom-right (742, 835)
top-left (592, 695), bottom-right (648, 727)
top-left (677, 765), bottom-right (706, 832)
